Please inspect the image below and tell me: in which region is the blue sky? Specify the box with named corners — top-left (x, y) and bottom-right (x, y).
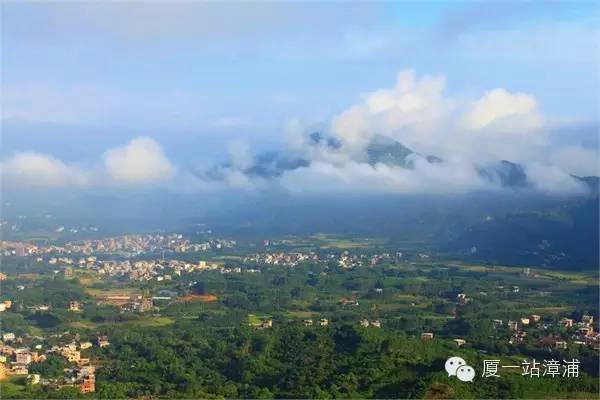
top-left (1, 1), bottom-right (598, 193)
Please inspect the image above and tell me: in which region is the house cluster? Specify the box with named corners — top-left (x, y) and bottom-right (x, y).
top-left (339, 296), bottom-right (360, 306)
top-left (95, 294), bottom-right (154, 312)
top-left (456, 293), bottom-right (470, 306)
top-left (218, 266), bottom-right (261, 274)
top-left (1, 235), bottom-right (236, 259)
top-left (62, 234), bottom-right (235, 255)
top-left (95, 259), bottom-right (219, 281)
top-left (249, 318), bottom-right (273, 330)
top-left (557, 315), bottom-right (598, 349)
top-left (303, 318), bottom-right (329, 327)
top-left (0, 299), bottom-right (13, 312)
top-left (493, 314), bottom-right (598, 350)
top-left (359, 318), bottom-right (382, 328)
top-left (0, 332), bottom-right (110, 393)
top-left (244, 250), bottom-right (402, 269)
top-left (245, 251), bottom-right (319, 267)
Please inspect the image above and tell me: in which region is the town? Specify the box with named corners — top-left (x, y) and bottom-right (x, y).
top-left (1, 231), bottom-right (598, 397)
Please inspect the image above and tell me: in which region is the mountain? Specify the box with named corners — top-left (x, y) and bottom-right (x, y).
top-left (203, 151), bottom-right (309, 180)
top-left (202, 133), bottom-right (593, 192)
top-left (366, 135), bottom-right (415, 168)
top-left (476, 160), bottom-right (529, 188)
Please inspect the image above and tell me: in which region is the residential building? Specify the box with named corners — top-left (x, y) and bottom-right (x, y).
top-left (97, 336), bottom-right (110, 348)
top-left (560, 318), bottom-right (574, 328)
top-left (555, 340), bottom-right (568, 350)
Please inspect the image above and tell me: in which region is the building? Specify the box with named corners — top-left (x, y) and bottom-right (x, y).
top-left (421, 332), bottom-right (434, 341)
top-left (577, 326), bottom-right (594, 337)
top-left (508, 321), bottom-right (519, 331)
top-left (27, 374), bottom-right (40, 385)
top-left (359, 319), bottom-right (370, 328)
top-left (10, 364), bottom-right (28, 375)
top-left (453, 338), bottom-right (466, 347)
top-left (560, 318), bottom-right (574, 328)
top-left (2, 333), bottom-right (16, 342)
top-left (80, 375), bottom-right (95, 393)
top-left (371, 320), bottom-right (382, 328)
top-left (15, 351), bottom-right (33, 365)
top-left (582, 315), bottom-right (594, 325)
top-left (79, 342), bottom-right (93, 350)
top-left (520, 317), bottom-right (530, 326)
top-left (77, 365), bottom-right (96, 380)
top-left (555, 340), bottom-right (568, 350)
top-left (138, 297), bottom-right (153, 313)
top-left (69, 301), bottom-right (81, 311)
top-left (97, 336), bottom-right (110, 348)
top-left (456, 293), bottom-right (469, 305)
top-left (64, 267), bottom-right (73, 279)
top-left (303, 319), bottom-right (313, 326)
top-left (259, 320), bottom-right (273, 329)
top-left (530, 314), bottom-right (541, 323)
top-left (15, 245), bottom-right (26, 257)
top-left (62, 349), bottom-right (81, 363)
top-left (319, 318), bottom-right (329, 327)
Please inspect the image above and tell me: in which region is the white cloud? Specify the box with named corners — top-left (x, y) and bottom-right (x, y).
top-left (280, 157), bottom-right (490, 195)
top-left (330, 70), bottom-right (450, 157)
top-left (228, 141), bottom-right (253, 170)
top-left (328, 71), bottom-right (552, 166)
top-left (524, 163), bottom-right (588, 195)
top-left (1, 152), bottom-right (89, 188)
top-left (103, 137), bottom-right (174, 184)
top-left (550, 146), bottom-right (599, 177)
top-left (463, 88), bottom-right (542, 131)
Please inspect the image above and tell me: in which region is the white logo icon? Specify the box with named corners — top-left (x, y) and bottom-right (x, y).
top-left (445, 356), bottom-right (475, 382)
top-left (445, 356), bottom-right (466, 376)
top-left (456, 365), bottom-right (476, 382)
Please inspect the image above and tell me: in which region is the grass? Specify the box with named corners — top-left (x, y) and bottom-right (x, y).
top-left (134, 316), bottom-right (175, 327)
top-left (311, 233), bottom-right (386, 249)
top-left (0, 377), bottom-right (26, 396)
top-left (76, 272), bottom-right (102, 286)
top-left (70, 320), bottom-right (98, 329)
top-left (248, 314), bottom-right (271, 325)
top-left (16, 273), bottom-right (41, 281)
top-left (70, 316), bottom-right (174, 329)
top-left (85, 287), bottom-right (140, 297)
top-left (286, 311), bottom-right (315, 319)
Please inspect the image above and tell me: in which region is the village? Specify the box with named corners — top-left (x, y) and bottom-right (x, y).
top-left (0, 235), bottom-right (236, 258)
top-left (0, 234), bottom-right (598, 396)
top-left (0, 329), bottom-right (110, 393)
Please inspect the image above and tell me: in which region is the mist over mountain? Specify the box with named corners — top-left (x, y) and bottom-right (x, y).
top-left (198, 132), bottom-right (597, 194)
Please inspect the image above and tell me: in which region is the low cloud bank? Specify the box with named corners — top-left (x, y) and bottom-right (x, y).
top-left (2, 137), bottom-right (175, 189)
top-left (2, 70), bottom-right (596, 196)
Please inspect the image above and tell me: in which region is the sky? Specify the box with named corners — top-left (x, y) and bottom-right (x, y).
top-left (1, 1), bottom-right (599, 195)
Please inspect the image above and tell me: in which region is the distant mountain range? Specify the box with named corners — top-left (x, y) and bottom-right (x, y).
top-left (6, 133), bottom-right (597, 270)
top-left (202, 133), bottom-right (598, 193)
